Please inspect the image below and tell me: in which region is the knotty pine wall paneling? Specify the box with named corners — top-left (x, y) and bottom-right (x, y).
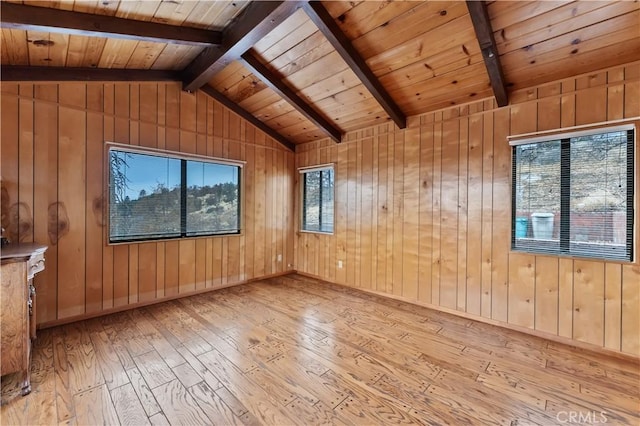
top-left (294, 61), bottom-right (640, 357)
top-left (1, 82), bottom-right (295, 326)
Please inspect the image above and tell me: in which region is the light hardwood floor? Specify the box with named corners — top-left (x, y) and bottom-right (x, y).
top-left (2, 274), bottom-right (639, 425)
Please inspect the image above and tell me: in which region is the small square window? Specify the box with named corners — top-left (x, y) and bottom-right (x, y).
top-left (300, 165), bottom-right (334, 233)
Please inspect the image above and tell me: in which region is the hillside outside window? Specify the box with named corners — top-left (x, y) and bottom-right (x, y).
top-left (108, 145), bottom-right (241, 243)
top-left (511, 125), bottom-right (634, 261)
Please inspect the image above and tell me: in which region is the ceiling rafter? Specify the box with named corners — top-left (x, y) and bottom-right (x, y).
top-left (0, 3), bottom-right (222, 47)
top-left (0, 66), bottom-right (181, 82)
top-left (241, 51), bottom-right (342, 143)
top-left (466, 0), bottom-right (509, 107)
top-left (182, 1), bottom-right (302, 92)
top-left (302, 1), bottom-right (407, 130)
top-left (200, 85), bottom-right (296, 152)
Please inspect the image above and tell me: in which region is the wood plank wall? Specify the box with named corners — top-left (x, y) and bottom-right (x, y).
top-left (295, 61), bottom-right (640, 357)
top-left (0, 82), bottom-right (295, 326)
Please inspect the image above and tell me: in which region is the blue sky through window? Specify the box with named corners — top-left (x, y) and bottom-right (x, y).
top-left (117, 151), bottom-right (237, 200)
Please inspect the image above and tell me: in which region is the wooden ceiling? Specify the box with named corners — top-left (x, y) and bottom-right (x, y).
top-left (2, 1), bottom-right (639, 150)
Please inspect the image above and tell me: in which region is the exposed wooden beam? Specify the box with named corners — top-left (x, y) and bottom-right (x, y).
top-left (466, 0), bottom-right (509, 107)
top-left (241, 52), bottom-right (342, 143)
top-left (0, 66), bottom-right (181, 82)
top-left (302, 1), bottom-right (406, 129)
top-left (0, 3), bottom-right (222, 47)
top-left (200, 85), bottom-right (296, 152)
top-left (182, 1), bottom-right (302, 92)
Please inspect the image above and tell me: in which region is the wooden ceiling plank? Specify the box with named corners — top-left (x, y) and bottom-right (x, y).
top-left (466, 0), bottom-right (509, 107)
top-left (390, 62), bottom-right (490, 104)
top-left (497, 2), bottom-right (639, 54)
top-left (125, 41), bottom-right (167, 69)
top-left (352, 1), bottom-right (469, 61)
top-left (302, 0), bottom-right (406, 129)
top-left (506, 36), bottom-right (640, 90)
top-left (199, 85), bottom-right (296, 152)
top-left (297, 67), bottom-right (362, 104)
top-left (151, 44), bottom-right (196, 70)
top-left (0, 65), bottom-right (181, 81)
top-left (253, 9), bottom-right (311, 57)
top-left (182, 1), bottom-right (302, 92)
top-left (25, 29), bottom-right (51, 67)
top-left (259, 16), bottom-right (318, 64)
top-left (488, 0), bottom-right (566, 33)
top-left (97, 38), bottom-right (140, 68)
top-left (285, 50), bottom-right (349, 91)
top-left (365, 17), bottom-right (477, 77)
top-left (252, 98), bottom-right (296, 122)
top-left (0, 3), bottom-right (222, 46)
top-left (241, 51), bottom-right (342, 143)
top-left (379, 49), bottom-right (484, 94)
top-left (238, 88), bottom-right (283, 113)
top-left (334, 0), bottom-right (419, 41)
top-left (269, 31), bottom-right (331, 74)
top-left (500, 11), bottom-right (640, 71)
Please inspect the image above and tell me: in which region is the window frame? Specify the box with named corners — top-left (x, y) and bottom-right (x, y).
top-left (106, 142), bottom-right (244, 245)
top-left (509, 124), bottom-right (635, 262)
top-left (299, 164), bottom-right (335, 235)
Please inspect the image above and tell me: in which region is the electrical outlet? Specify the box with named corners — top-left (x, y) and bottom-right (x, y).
top-left (337, 260), bottom-right (343, 268)
top-left (277, 254), bottom-right (282, 262)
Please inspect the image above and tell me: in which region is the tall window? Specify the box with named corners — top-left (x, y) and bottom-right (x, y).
top-left (300, 165), bottom-right (334, 233)
top-left (109, 146), bottom-right (241, 243)
top-left (511, 126), bottom-right (634, 261)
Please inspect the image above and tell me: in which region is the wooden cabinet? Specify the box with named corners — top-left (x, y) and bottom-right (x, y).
top-left (1, 244), bottom-right (47, 396)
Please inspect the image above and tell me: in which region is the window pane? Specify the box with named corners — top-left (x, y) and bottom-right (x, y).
top-left (302, 168), bottom-right (334, 233)
top-left (303, 171), bottom-right (321, 231)
top-left (109, 150), bottom-right (181, 241)
top-left (186, 161), bottom-right (240, 235)
top-left (514, 141), bottom-right (561, 252)
top-left (320, 169), bottom-right (334, 233)
top-left (570, 131), bottom-right (628, 258)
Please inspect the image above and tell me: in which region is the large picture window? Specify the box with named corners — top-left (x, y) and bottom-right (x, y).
top-left (300, 165), bottom-right (334, 233)
top-left (109, 146), bottom-right (241, 243)
top-left (511, 126), bottom-right (634, 261)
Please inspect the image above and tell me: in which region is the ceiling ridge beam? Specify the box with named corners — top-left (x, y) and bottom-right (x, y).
top-left (0, 66), bottom-right (181, 82)
top-left (200, 85), bottom-right (296, 152)
top-left (182, 1), bottom-right (302, 92)
top-left (302, 1), bottom-right (406, 130)
top-left (241, 51), bottom-right (342, 143)
top-left (466, 0), bottom-right (509, 107)
top-left (0, 3), bottom-right (222, 47)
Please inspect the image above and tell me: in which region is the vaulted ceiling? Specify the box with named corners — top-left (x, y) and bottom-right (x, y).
top-left (2, 0), bottom-right (639, 151)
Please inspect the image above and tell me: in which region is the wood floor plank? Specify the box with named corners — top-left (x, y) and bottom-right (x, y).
top-left (197, 349), bottom-right (298, 424)
top-left (1, 274), bottom-right (638, 425)
top-left (73, 384), bottom-right (119, 426)
top-left (52, 333), bottom-right (76, 423)
top-left (63, 322), bottom-right (105, 394)
top-left (125, 367), bottom-right (162, 417)
top-left (89, 330), bottom-right (130, 390)
top-left (111, 383), bottom-right (151, 426)
top-left (187, 381), bottom-right (251, 426)
top-left (152, 379), bottom-right (211, 425)
top-left (148, 412), bottom-right (170, 426)
top-left (133, 350), bottom-right (177, 390)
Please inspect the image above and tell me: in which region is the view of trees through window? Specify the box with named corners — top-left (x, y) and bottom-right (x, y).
top-left (302, 167), bottom-right (334, 233)
top-left (513, 129), bottom-right (632, 260)
top-left (109, 149), bottom-right (240, 242)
